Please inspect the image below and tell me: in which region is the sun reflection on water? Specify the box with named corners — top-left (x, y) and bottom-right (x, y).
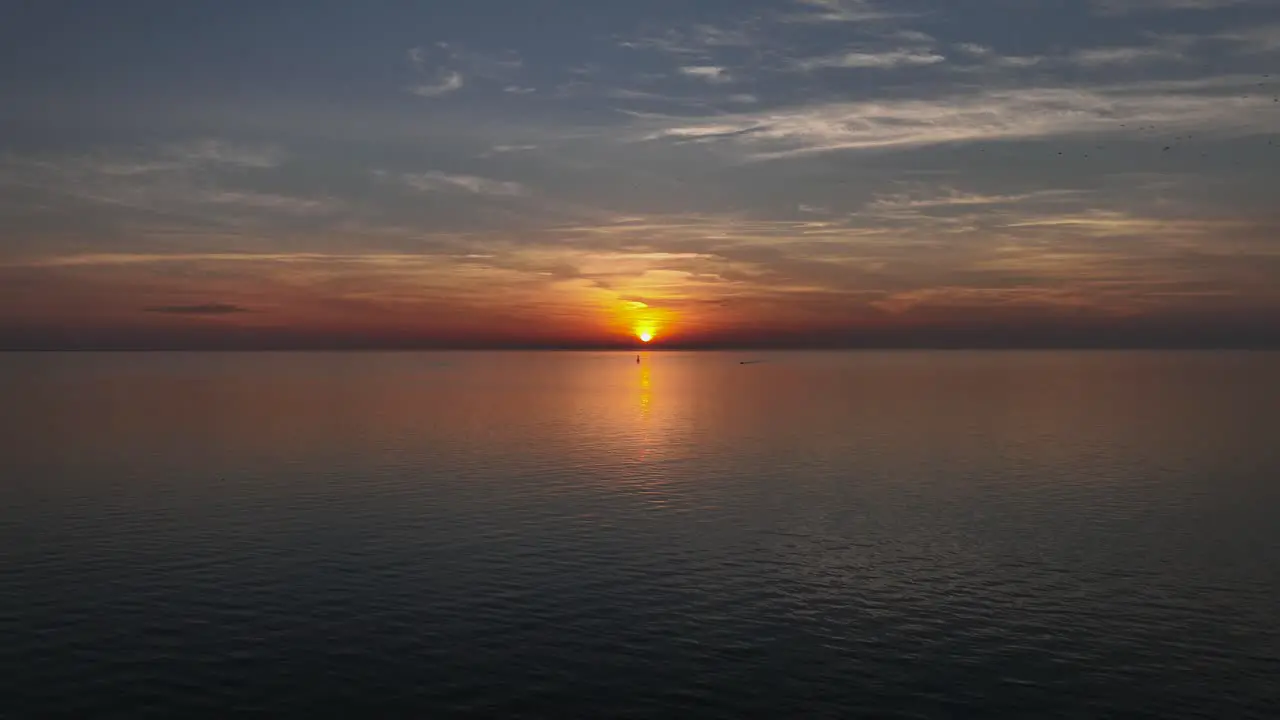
top-left (637, 358), bottom-right (652, 420)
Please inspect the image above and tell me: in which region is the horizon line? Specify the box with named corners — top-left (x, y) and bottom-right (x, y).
top-left (4, 343), bottom-right (1279, 352)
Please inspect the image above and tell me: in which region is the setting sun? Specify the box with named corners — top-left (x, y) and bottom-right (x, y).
top-left (638, 331), bottom-right (654, 343)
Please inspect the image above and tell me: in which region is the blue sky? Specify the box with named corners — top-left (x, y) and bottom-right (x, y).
top-left (2, 0), bottom-right (1278, 347)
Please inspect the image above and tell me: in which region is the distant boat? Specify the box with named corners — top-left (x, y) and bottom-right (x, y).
top-left (636, 355), bottom-right (640, 364)
top-left (739, 360), bottom-right (762, 365)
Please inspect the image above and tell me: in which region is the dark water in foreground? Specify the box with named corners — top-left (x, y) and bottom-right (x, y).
top-left (2, 351), bottom-right (1278, 718)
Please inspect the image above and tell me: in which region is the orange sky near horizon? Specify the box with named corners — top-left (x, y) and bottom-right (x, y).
top-left (5, 244), bottom-right (1274, 349)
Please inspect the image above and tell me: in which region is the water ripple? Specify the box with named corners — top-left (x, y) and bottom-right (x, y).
top-left (2, 351), bottom-right (1278, 717)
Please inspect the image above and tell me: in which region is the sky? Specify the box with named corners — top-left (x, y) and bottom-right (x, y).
top-left (2, 0), bottom-right (1278, 349)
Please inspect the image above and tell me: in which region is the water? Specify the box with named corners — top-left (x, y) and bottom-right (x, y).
top-left (2, 351), bottom-right (1278, 718)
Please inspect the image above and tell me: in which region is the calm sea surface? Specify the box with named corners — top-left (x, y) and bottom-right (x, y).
top-left (2, 351), bottom-right (1278, 718)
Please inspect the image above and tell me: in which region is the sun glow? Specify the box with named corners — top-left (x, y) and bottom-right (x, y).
top-left (614, 298), bottom-right (670, 346)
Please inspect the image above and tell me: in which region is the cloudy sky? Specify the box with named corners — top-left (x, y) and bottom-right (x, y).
top-left (2, 0), bottom-right (1278, 348)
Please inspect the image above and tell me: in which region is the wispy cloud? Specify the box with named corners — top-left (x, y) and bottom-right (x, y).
top-left (453, 48), bottom-right (523, 80)
top-left (1, 145), bottom-right (340, 224)
top-left (408, 46), bottom-right (430, 72)
top-left (619, 22), bottom-right (759, 56)
top-left (1093, 0), bottom-right (1263, 15)
top-left (636, 78), bottom-right (1278, 158)
top-left (410, 71), bottom-right (464, 97)
top-left (869, 187), bottom-right (1088, 212)
top-left (1069, 38), bottom-right (1192, 67)
top-left (198, 190), bottom-right (335, 215)
top-left (679, 65), bottom-right (733, 83)
top-left (954, 37), bottom-right (1192, 72)
top-left (606, 88), bottom-right (703, 104)
top-left (7, 253), bottom-right (450, 269)
top-left (406, 45), bottom-right (465, 97)
top-left (30, 140), bottom-right (285, 177)
top-left (1214, 24), bottom-right (1280, 53)
top-left (998, 209), bottom-right (1253, 236)
top-left (144, 303), bottom-right (252, 315)
top-left (794, 49), bottom-right (946, 70)
top-left (397, 171), bottom-right (526, 196)
top-left (163, 139), bottom-right (283, 169)
top-left (786, 0), bottom-right (905, 23)
top-left (952, 43), bottom-right (1045, 68)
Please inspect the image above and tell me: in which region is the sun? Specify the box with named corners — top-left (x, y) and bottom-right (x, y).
top-left (637, 330), bottom-right (654, 343)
